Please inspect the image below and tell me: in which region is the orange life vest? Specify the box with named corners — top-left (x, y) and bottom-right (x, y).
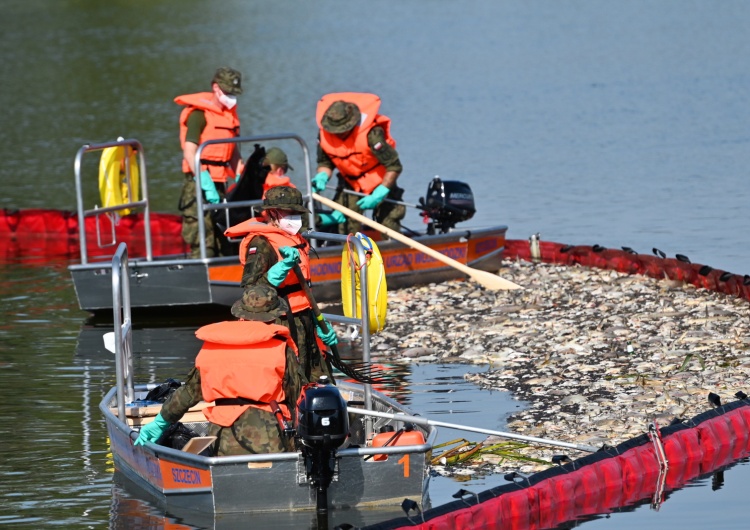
top-left (195, 320), bottom-right (298, 426)
top-left (175, 92), bottom-right (240, 183)
top-left (224, 219), bottom-right (312, 314)
top-left (262, 174), bottom-right (293, 197)
top-left (316, 92), bottom-right (396, 194)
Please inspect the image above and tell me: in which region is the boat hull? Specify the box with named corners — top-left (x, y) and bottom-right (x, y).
top-left (69, 256), bottom-right (233, 311)
top-left (101, 381), bottom-right (435, 514)
top-left (73, 225), bottom-right (507, 312)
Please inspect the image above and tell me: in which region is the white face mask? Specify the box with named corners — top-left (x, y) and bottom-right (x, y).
top-left (278, 214), bottom-right (302, 235)
top-left (218, 91), bottom-right (237, 110)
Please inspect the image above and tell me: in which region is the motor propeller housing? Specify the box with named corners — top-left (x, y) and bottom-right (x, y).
top-left (295, 376), bottom-right (350, 449)
top-left (419, 176), bottom-right (476, 234)
top-left (295, 376), bottom-right (350, 516)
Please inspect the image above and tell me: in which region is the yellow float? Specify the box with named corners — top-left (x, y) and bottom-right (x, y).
top-left (341, 232), bottom-right (387, 333)
top-left (98, 144), bottom-right (140, 216)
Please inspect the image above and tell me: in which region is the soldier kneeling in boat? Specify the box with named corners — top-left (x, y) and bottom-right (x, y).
top-left (134, 285), bottom-right (307, 455)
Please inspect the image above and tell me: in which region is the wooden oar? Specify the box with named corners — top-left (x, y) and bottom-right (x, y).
top-left (312, 193), bottom-right (522, 291)
top-left (347, 407), bottom-right (599, 453)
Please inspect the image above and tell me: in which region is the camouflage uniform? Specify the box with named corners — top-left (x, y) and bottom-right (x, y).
top-left (240, 235), bottom-right (333, 383)
top-left (178, 67), bottom-right (242, 258)
top-left (179, 173), bottom-right (223, 258)
top-left (237, 186), bottom-right (334, 382)
top-left (317, 126), bottom-right (405, 235)
top-left (160, 285), bottom-right (307, 456)
top-left (160, 353), bottom-right (304, 455)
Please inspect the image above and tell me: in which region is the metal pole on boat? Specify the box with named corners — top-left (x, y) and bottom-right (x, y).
top-left (356, 237), bottom-right (374, 439)
top-left (347, 407), bottom-right (600, 453)
top-left (111, 243), bottom-right (135, 419)
top-left (334, 186), bottom-right (420, 209)
top-left (73, 146), bottom-right (89, 265)
top-left (130, 139), bottom-right (153, 262)
top-left (193, 143), bottom-right (208, 259)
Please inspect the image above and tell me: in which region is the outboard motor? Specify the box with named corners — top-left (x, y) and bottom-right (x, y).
top-left (295, 376), bottom-right (349, 517)
top-left (418, 176), bottom-right (476, 234)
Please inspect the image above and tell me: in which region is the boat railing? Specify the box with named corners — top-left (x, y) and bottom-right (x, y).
top-left (107, 233), bottom-right (378, 435)
top-left (193, 133), bottom-right (320, 259)
top-left (74, 139), bottom-right (152, 265)
top-left (74, 133), bottom-right (317, 266)
top-left (111, 242), bottom-right (135, 421)
top-left (302, 230), bottom-right (376, 433)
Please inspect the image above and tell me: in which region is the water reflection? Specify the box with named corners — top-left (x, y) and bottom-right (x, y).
top-left (563, 458), bottom-right (750, 530)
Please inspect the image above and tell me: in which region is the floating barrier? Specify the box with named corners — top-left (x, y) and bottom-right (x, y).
top-left (352, 239), bottom-right (750, 529)
top-left (0, 209), bottom-right (185, 262)
top-left (357, 398), bottom-right (750, 530)
top-left (503, 239), bottom-right (750, 304)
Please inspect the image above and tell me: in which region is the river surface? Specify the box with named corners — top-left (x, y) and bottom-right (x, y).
top-left (1, 1), bottom-right (749, 529)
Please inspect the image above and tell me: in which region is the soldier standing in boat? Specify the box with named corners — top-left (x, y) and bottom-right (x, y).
top-left (134, 285), bottom-right (307, 455)
top-left (175, 66), bottom-right (244, 258)
top-left (312, 92), bottom-right (406, 236)
top-left (261, 147), bottom-right (293, 196)
top-left (224, 185), bottom-right (337, 382)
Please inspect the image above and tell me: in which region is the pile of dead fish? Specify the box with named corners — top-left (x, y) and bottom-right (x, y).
top-left (369, 258), bottom-right (750, 473)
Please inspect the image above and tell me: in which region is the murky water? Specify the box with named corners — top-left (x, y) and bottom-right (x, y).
top-left (1, 0), bottom-right (750, 528)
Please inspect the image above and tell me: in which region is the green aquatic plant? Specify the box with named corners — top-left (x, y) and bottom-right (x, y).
top-left (430, 438), bottom-right (548, 467)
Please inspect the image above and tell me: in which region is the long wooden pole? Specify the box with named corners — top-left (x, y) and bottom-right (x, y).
top-left (312, 193), bottom-right (522, 291)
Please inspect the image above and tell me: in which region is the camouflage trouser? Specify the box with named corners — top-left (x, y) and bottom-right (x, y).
top-left (333, 181), bottom-right (406, 237)
top-left (207, 408), bottom-right (295, 456)
top-left (179, 175), bottom-right (219, 258)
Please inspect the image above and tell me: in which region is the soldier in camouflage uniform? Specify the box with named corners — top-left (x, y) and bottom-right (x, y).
top-left (225, 186), bottom-right (337, 383)
top-left (312, 93), bottom-right (406, 236)
top-left (134, 285), bottom-right (307, 455)
top-left (176, 66), bottom-right (244, 258)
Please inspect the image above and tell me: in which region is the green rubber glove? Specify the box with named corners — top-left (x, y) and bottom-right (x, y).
top-left (356, 184), bottom-right (390, 210)
top-left (315, 317), bottom-right (338, 346)
top-left (266, 246), bottom-right (300, 287)
top-left (311, 171), bottom-right (329, 193)
top-left (317, 211), bottom-right (346, 226)
top-left (278, 246), bottom-right (301, 263)
top-left (134, 413), bottom-right (170, 446)
top-left (199, 170), bottom-right (220, 204)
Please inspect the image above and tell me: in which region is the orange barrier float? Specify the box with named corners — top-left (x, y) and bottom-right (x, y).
top-left (0, 209), bottom-right (186, 262)
top-left (356, 238), bottom-right (750, 530)
top-left (503, 238), bottom-right (750, 304)
top-left (361, 398), bottom-right (750, 530)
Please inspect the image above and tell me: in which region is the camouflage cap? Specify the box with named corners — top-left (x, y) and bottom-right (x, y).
top-left (212, 66), bottom-right (243, 96)
top-left (320, 100), bottom-right (361, 134)
top-left (231, 285), bottom-right (289, 322)
top-left (260, 185), bottom-right (310, 214)
top-left (262, 147), bottom-right (294, 171)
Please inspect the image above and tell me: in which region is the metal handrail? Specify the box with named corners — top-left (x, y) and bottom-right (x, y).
top-left (73, 139), bottom-right (152, 264)
top-left (111, 243), bottom-right (134, 420)
top-left (108, 232), bottom-right (377, 434)
top-left (303, 231), bottom-right (373, 430)
top-left (193, 133), bottom-right (317, 259)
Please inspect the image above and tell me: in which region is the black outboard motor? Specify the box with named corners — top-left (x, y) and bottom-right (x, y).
top-left (418, 176), bottom-right (476, 234)
top-left (295, 376), bottom-right (349, 517)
